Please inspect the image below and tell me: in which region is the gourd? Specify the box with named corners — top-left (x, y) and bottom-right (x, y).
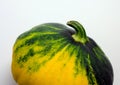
top-left (12, 20), bottom-right (113, 85)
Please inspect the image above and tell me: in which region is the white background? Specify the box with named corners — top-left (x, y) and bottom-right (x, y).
top-left (0, 0), bottom-right (120, 85)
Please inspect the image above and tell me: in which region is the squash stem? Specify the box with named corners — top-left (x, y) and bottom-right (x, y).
top-left (67, 20), bottom-right (88, 44)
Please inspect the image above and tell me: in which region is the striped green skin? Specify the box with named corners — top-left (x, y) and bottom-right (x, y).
top-left (12, 22), bottom-right (113, 85)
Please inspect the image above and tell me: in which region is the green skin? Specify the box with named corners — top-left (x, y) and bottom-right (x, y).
top-left (13, 21), bottom-right (113, 85)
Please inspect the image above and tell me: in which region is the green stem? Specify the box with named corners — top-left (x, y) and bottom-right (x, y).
top-left (67, 20), bottom-right (88, 43)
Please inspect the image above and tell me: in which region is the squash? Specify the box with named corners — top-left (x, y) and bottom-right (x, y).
top-left (11, 20), bottom-right (113, 85)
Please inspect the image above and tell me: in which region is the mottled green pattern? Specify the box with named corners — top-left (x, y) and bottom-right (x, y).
top-left (13, 24), bottom-right (71, 72)
top-left (13, 22), bottom-right (113, 85)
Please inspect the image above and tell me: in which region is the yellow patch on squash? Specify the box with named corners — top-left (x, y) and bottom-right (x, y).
top-left (12, 45), bottom-right (89, 85)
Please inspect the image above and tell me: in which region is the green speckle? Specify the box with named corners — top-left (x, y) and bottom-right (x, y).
top-left (25, 37), bottom-right (37, 46)
top-left (28, 48), bottom-right (34, 56)
top-left (27, 62), bottom-right (40, 72)
top-left (17, 48), bottom-right (35, 65)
